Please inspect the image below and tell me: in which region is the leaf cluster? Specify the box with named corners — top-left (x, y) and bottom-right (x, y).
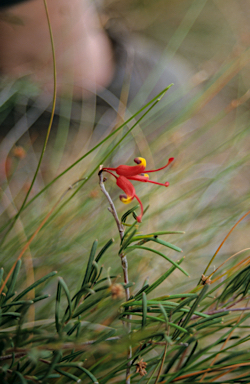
top-left (1, 213), bottom-right (250, 383)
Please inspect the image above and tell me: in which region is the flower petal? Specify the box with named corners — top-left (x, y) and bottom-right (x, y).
top-left (116, 176), bottom-right (143, 222)
top-left (103, 157), bottom-right (146, 177)
top-left (116, 176), bottom-right (135, 203)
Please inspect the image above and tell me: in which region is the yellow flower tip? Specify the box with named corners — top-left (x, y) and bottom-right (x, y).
top-left (142, 173), bottom-right (149, 178)
top-left (134, 157), bottom-right (146, 168)
top-left (120, 194), bottom-right (133, 204)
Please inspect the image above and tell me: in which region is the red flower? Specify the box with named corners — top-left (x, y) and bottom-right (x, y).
top-left (104, 157), bottom-right (174, 178)
top-left (104, 157), bottom-right (147, 177)
top-left (103, 157), bottom-right (174, 222)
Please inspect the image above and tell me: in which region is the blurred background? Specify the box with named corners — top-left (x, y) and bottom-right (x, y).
top-left (0, 0), bottom-right (250, 306)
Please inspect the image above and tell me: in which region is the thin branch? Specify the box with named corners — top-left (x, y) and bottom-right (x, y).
top-left (99, 168), bottom-right (132, 384)
top-left (0, 352), bottom-right (26, 361)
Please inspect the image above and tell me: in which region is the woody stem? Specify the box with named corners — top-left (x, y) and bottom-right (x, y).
top-left (98, 169), bottom-right (132, 384)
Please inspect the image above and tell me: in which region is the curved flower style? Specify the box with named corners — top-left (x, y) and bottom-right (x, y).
top-left (103, 157), bottom-right (174, 222)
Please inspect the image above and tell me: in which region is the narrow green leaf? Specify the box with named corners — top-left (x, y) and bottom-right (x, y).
top-left (74, 240), bottom-right (98, 308)
top-left (89, 261), bottom-right (99, 283)
top-left (182, 340), bottom-right (198, 368)
top-left (95, 266), bottom-right (103, 283)
top-left (71, 283), bottom-right (91, 301)
top-left (55, 280), bottom-right (62, 334)
top-left (142, 292), bottom-right (147, 329)
top-left (94, 275), bottom-right (117, 286)
top-left (67, 321), bottom-right (80, 336)
top-left (42, 350), bottom-right (61, 382)
top-left (5, 260), bottom-right (22, 301)
top-left (130, 284), bottom-right (149, 300)
top-left (32, 294), bottom-right (50, 303)
top-left (56, 363), bottom-right (99, 383)
top-left (95, 239), bottom-right (114, 263)
top-left (58, 277), bottom-right (72, 323)
top-left (142, 231), bottom-right (185, 236)
top-left (130, 232), bottom-right (184, 243)
top-left (144, 258), bottom-right (185, 296)
top-left (14, 271), bottom-right (57, 302)
top-left (119, 228), bottom-right (137, 252)
top-left (189, 311), bottom-right (228, 328)
top-left (243, 278), bottom-right (250, 296)
top-left (121, 205), bottom-right (139, 223)
top-left (55, 367), bottom-right (80, 382)
top-left (93, 329), bottom-right (116, 345)
top-left (149, 237), bottom-right (182, 252)
top-left (194, 317), bottom-right (224, 331)
top-left (158, 304), bottom-right (169, 329)
top-left (14, 371), bottom-right (27, 384)
top-left (73, 292), bottom-right (110, 318)
top-left (173, 285), bottom-right (209, 340)
top-left (37, 374), bottom-right (61, 380)
top-left (169, 322), bottom-right (189, 333)
top-left (172, 295), bottom-right (198, 315)
top-left (0, 268), bottom-right (3, 283)
top-left (0, 311), bottom-right (21, 318)
top-left (127, 246), bottom-right (188, 276)
top-left (77, 366), bottom-right (99, 383)
top-left (82, 240), bottom-right (98, 287)
top-left (122, 220), bottom-right (138, 243)
top-left (2, 300), bottom-right (33, 309)
top-left (62, 350), bottom-right (84, 362)
top-left (163, 293), bottom-right (196, 299)
top-left (164, 337), bottom-right (195, 375)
